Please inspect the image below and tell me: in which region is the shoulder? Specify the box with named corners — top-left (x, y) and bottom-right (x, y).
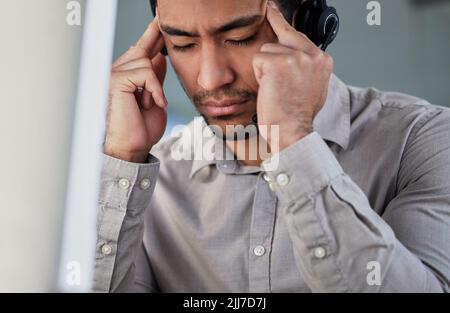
top-left (347, 84), bottom-right (450, 140)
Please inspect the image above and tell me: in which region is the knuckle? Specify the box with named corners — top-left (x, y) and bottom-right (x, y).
top-left (281, 24), bottom-right (291, 35)
top-left (311, 50), bottom-right (323, 61)
top-left (129, 44), bottom-right (148, 57)
top-left (293, 52), bottom-right (308, 66)
top-left (127, 45), bottom-right (139, 56)
top-left (323, 52), bottom-right (334, 71)
top-left (141, 57), bottom-right (153, 68)
top-left (296, 31), bottom-right (308, 40)
top-left (285, 54), bottom-right (297, 66)
top-left (129, 44), bottom-right (142, 52)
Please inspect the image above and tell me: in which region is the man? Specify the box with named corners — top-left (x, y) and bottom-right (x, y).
top-left (93, 0), bottom-right (450, 292)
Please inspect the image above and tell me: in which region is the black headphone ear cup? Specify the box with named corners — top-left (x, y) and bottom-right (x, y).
top-left (294, 1), bottom-right (311, 33)
top-left (317, 7), bottom-right (339, 43)
top-left (150, 0), bottom-right (156, 17)
top-left (294, 1), bottom-right (322, 46)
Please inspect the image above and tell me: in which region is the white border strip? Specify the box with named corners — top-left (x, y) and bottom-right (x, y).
top-left (58, 0), bottom-right (118, 292)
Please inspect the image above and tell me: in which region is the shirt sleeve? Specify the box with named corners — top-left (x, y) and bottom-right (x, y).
top-left (92, 153), bottom-right (160, 293)
top-left (261, 113), bottom-right (450, 292)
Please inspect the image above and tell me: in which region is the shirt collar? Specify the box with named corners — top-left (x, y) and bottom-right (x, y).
top-left (187, 74), bottom-right (351, 179)
top-left (180, 118), bottom-right (224, 179)
top-left (313, 73), bottom-right (351, 150)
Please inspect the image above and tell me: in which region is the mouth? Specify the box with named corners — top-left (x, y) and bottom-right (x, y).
top-left (202, 99), bottom-right (248, 117)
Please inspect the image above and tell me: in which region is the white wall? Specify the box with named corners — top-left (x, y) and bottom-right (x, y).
top-left (0, 0), bottom-right (83, 292)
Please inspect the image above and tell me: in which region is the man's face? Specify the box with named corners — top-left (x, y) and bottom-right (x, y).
top-left (157, 0), bottom-right (277, 132)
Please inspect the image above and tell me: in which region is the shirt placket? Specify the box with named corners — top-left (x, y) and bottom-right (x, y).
top-left (248, 172), bottom-right (278, 292)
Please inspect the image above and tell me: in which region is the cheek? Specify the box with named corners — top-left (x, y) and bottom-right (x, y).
top-left (169, 56), bottom-right (198, 95)
top-left (238, 54), bottom-right (259, 90)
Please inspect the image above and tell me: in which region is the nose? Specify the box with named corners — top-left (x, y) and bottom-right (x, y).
top-left (197, 44), bottom-right (235, 91)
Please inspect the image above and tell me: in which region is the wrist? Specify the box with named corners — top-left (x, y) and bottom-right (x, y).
top-left (270, 123), bottom-right (313, 154)
top-left (103, 144), bottom-right (150, 163)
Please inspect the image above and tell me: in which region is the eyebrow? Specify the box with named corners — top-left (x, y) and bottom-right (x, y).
top-left (160, 14), bottom-right (264, 37)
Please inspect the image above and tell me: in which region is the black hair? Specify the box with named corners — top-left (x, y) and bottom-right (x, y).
top-left (276, 0), bottom-right (301, 23)
top-left (150, 0), bottom-right (300, 24)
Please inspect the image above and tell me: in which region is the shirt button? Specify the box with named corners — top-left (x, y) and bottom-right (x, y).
top-left (276, 173), bottom-right (290, 187)
top-left (118, 178), bottom-right (130, 190)
top-left (101, 244), bottom-right (112, 256)
top-left (314, 246), bottom-right (327, 259)
top-left (139, 178), bottom-right (151, 190)
top-left (254, 245), bottom-right (266, 257)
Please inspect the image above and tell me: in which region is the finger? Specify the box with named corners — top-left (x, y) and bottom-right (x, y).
top-left (113, 67), bottom-right (167, 109)
top-left (113, 18), bottom-right (165, 68)
top-left (113, 36), bottom-right (165, 69)
top-left (114, 57), bottom-right (154, 72)
top-left (115, 53), bottom-right (167, 85)
top-left (114, 55), bottom-right (167, 110)
top-left (141, 68), bottom-right (168, 109)
top-left (266, 1), bottom-right (317, 53)
top-left (252, 52), bottom-right (287, 82)
top-left (134, 87), bottom-right (157, 111)
top-left (135, 16), bottom-right (164, 56)
top-left (260, 43), bottom-right (295, 54)
top-left (141, 89), bottom-right (155, 111)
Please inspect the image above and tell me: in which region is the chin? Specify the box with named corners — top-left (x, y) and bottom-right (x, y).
top-left (206, 115), bottom-right (253, 128)
top-left (202, 113), bottom-right (258, 141)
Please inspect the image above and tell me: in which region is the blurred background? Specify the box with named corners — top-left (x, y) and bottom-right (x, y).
top-left (114, 0), bottom-right (450, 130)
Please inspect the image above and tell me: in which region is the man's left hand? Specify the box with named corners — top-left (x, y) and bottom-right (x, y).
top-left (253, 1), bottom-right (334, 153)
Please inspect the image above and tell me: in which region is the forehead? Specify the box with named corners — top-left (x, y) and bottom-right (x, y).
top-left (158, 0), bottom-right (266, 31)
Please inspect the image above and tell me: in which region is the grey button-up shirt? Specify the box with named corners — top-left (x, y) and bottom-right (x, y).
top-left (93, 75), bottom-right (450, 293)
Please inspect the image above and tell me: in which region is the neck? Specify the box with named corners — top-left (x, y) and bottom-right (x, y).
top-left (225, 134), bottom-right (272, 167)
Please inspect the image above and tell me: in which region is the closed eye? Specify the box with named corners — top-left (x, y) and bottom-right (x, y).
top-left (172, 43), bottom-right (195, 52)
top-left (227, 34), bottom-right (258, 46)
top-left (172, 34), bottom-right (258, 52)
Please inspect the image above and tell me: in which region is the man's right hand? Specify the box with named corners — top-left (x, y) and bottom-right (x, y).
top-left (104, 17), bottom-right (168, 163)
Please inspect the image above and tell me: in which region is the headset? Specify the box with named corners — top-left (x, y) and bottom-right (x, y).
top-left (149, 0), bottom-right (339, 55)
